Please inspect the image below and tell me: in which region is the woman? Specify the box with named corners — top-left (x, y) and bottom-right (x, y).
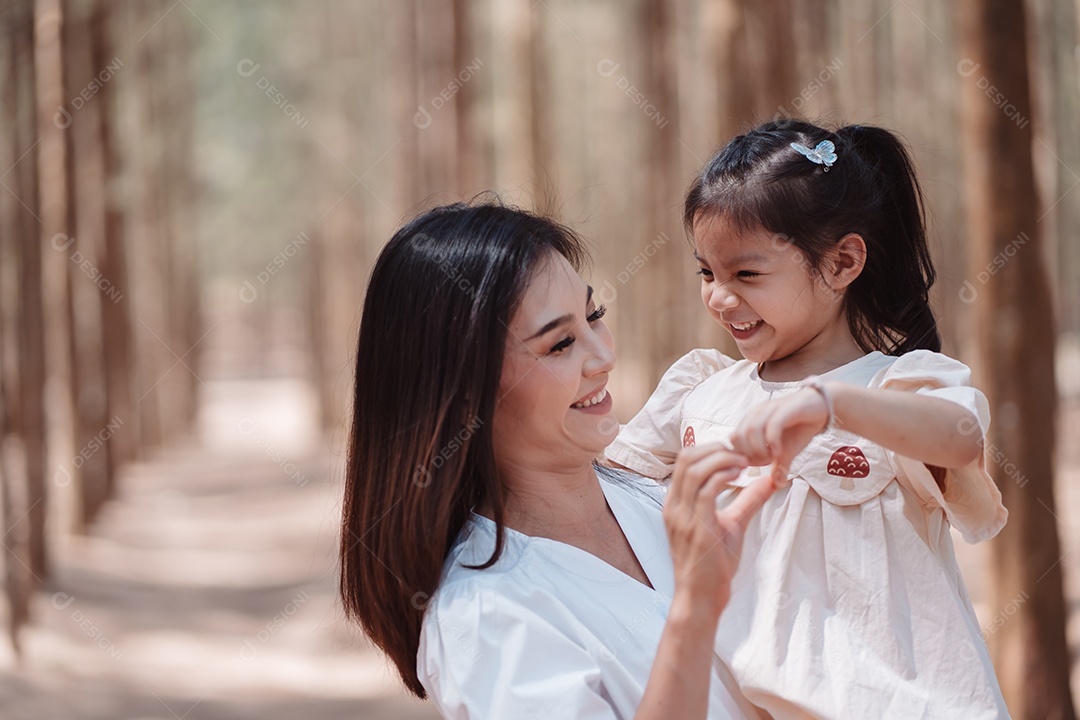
top-left (340, 202), bottom-right (775, 718)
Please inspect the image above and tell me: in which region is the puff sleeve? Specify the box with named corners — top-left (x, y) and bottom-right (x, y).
top-left (877, 350), bottom-right (1008, 543)
top-left (605, 349), bottom-right (736, 479)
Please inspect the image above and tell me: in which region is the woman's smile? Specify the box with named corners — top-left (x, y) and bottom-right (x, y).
top-left (571, 387), bottom-right (611, 413)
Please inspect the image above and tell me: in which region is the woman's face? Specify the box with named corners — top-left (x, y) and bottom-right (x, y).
top-left (492, 251), bottom-right (617, 472)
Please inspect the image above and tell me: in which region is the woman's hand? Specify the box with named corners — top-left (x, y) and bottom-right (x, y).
top-left (663, 444), bottom-right (777, 621)
top-left (636, 445), bottom-right (775, 720)
top-left (729, 388), bottom-right (829, 483)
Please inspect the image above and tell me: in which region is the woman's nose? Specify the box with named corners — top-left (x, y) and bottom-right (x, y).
top-left (584, 326), bottom-right (616, 376)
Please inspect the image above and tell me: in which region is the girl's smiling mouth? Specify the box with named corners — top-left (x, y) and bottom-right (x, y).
top-left (728, 319), bottom-right (765, 339)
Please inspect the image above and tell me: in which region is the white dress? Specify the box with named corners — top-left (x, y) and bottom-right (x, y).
top-left (605, 350), bottom-right (1010, 719)
top-left (417, 474), bottom-right (767, 719)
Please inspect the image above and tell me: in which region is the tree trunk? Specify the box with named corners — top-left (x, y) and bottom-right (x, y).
top-left (639, 0), bottom-right (685, 378)
top-left (91, 0), bottom-right (135, 477)
top-left (452, 0), bottom-right (476, 195)
top-left (33, 0), bottom-right (75, 579)
top-left (0, 0), bottom-right (41, 651)
top-left (60, 0), bottom-right (112, 529)
top-left (124, 0), bottom-right (165, 450)
top-left (957, 0), bottom-right (1074, 717)
top-left (415, 0), bottom-right (457, 201)
top-left (700, 0), bottom-right (749, 358)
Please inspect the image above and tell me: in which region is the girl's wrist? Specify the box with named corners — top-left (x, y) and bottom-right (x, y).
top-left (800, 375), bottom-right (837, 432)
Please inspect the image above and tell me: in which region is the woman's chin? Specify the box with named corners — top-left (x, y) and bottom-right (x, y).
top-left (564, 413), bottom-right (619, 457)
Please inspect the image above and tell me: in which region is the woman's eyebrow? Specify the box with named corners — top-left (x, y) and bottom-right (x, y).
top-left (525, 286), bottom-right (594, 341)
top-left (527, 314), bottom-right (572, 341)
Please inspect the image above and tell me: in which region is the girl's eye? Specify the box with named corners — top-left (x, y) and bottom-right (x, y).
top-left (550, 336), bottom-right (575, 354)
top-left (737, 271), bottom-right (761, 278)
top-left (696, 268), bottom-right (714, 278)
top-left (587, 305), bottom-right (607, 322)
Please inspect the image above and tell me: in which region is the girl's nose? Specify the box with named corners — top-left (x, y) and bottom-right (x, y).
top-left (709, 282), bottom-right (740, 311)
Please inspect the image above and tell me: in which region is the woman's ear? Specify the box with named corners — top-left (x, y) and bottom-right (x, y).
top-left (827, 233), bottom-right (867, 290)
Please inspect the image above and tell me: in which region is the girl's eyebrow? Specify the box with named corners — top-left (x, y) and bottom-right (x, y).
top-left (728, 252), bottom-right (767, 265)
top-left (695, 251), bottom-right (767, 266)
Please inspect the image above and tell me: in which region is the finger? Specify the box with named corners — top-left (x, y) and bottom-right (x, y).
top-left (671, 443), bottom-right (737, 511)
top-left (727, 407), bottom-right (761, 456)
top-left (764, 417), bottom-right (787, 461)
top-left (769, 458), bottom-right (791, 487)
top-left (732, 421), bottom-right (770, 466)
top-left (685, 448), bottom-right (749, 494)
top-left (675, 442), bottom-right (733, 469)
top-left (686, 450), bottom-right (748, 523)
top-left (694, 465), bottom-right (743, 521)
top-left (720, 472), bottom-right (777, 531)
top-left (751, 405), bottom-right (784, 462)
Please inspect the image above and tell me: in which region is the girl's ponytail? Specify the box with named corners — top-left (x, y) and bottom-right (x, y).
top-left (835, 125), bottom-right (941, 354)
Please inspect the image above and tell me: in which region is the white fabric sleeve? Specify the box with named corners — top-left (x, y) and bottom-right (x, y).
top-left (418, 585), bottom-right (619, 720)
top-left (878, 350), bottom-right (1008, 544)
top-left (605, 349), bottom-right (736, 479)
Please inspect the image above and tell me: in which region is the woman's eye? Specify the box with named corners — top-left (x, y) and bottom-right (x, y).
top-left (550, 336), bottom-right (575, 354)
top-left (737, 271), bottom-right (761, 278)
top-left (696, 268), bottom-right (714, 279)
top-left (587, 305), bottom-right (607, 322)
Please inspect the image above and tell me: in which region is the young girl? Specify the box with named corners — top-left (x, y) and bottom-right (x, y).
top-left (606, 120), bottom-right (1010, 719)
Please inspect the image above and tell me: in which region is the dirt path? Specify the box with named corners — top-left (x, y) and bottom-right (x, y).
top-left (0, 379), bottom-right (438, 720)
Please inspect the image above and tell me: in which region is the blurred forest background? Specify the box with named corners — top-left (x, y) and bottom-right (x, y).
top-left (0, 0), bottom-right (1078, 718)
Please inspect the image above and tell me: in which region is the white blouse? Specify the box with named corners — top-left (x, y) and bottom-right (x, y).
top-left (606, 349), bottom-right (1010, 719)
top-left (417, 474), bottom-right (767, 719)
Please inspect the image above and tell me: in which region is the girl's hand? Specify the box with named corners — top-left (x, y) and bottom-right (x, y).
top-left (729, 388), bottom-right (829, 483)
top-left (663, 444), bottom-right (776, 621)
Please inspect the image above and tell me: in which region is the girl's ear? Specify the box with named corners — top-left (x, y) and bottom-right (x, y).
top-left (827, 233), bottom-right (867, 290)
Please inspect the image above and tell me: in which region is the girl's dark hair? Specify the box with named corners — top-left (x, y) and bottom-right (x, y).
top-left (339, 201), bottom-right (588, 698)
top-left (684, 120), bottom-right (940, 355)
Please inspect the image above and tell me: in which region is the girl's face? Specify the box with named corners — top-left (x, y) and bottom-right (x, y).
top-left (492, 252), bottom-right (618, 471)
top-left (693, 214), bottom-right (855, 368)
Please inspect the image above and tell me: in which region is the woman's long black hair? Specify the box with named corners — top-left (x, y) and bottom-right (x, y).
top-left (339, 201), bottom-right (587, 697)
top-left (684, 120), bottom-right (941, 355)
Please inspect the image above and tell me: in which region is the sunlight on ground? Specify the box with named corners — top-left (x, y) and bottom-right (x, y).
top-left (0, 378), bottom-right (437, 720)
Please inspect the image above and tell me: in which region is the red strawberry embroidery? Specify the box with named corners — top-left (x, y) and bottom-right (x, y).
top-left (827, 446), bottom-right (870, 478)
top-left (682, 426), bottom-right (696, 448)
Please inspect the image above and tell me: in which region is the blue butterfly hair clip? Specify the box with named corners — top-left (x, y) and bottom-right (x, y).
top-left (790, 140), bottom-right (837, 171)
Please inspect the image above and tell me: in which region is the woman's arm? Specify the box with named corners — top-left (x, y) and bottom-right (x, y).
top-left (729, 383), bottom-right (982, 477)
top-left (421, 448), bottom-right (772, 720)
top-left (635, 446), bottom-right (776, 719)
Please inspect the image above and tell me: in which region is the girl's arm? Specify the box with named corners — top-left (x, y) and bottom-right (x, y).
top-left (829, 383), bottom-right (982, 467)
top-left (729, 383), bottom-right (982, 479)
top-left (634, 446), bottom-right (775, 719)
